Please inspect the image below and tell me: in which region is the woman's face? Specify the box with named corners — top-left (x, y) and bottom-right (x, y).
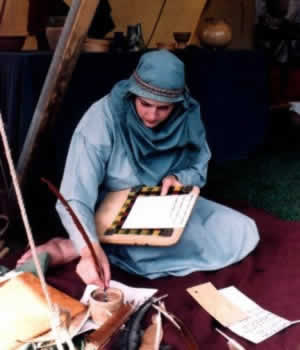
top-left (134, 96), bottom-right (175, 128)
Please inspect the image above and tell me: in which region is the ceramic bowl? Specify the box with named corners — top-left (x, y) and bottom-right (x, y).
top-left (173, 32), bottom-right (191, 43)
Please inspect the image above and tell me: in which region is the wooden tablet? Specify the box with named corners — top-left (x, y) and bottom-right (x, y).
top-left (96, 185), bottom-right (199, 246)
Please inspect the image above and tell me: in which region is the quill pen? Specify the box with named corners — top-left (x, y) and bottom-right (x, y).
top-left (216, 328), bottom-right (246, 350)
top-left (41, 178), bottom-right (108, 292)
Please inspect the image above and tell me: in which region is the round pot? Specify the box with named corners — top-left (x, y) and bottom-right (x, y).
top-left (89, 287), bottom-right (124, 326)
top-left (199, 18), bottom-right (232, 48)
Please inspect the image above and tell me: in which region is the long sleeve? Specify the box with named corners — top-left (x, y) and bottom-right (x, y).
top-left (56, 100), bottom-right (113, 252)
top-left (171, 102), bottom-right (212, 188)
top-left (173, 138), bottom-right (211, 188)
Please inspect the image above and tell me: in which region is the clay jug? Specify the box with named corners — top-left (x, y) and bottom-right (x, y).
top-left (199, 18), bottom-right (232, 48)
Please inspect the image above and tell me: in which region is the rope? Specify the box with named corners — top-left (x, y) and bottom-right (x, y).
top-left (146, 0), bottom-right (168, 48)
top-left (0, 113), bottom-right (67, 350)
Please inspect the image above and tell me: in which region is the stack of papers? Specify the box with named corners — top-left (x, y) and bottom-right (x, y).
top-left (188, 282), bottom-right (299, 344)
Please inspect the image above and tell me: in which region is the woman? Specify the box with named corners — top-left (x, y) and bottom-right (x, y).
top-left (18, 50), bottom-right (259, 288)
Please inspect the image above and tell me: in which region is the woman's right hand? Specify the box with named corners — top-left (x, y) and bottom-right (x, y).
top-left (76, 242), bottom-right (111, 289)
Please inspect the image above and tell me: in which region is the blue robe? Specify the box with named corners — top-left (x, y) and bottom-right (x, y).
top-left (56, 96), bottom-right (259, 279)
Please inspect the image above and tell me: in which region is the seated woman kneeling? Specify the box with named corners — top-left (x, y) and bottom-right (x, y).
top-left (17, 50), bottom-right (260, 288)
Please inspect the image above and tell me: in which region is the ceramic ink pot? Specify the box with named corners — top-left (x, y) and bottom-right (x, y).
top-left (89, 287), bottom-right (124, 326)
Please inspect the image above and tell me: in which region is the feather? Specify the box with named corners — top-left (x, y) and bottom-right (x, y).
top-left (152, 303), bottom-right (181, 330)
top-left (41, 178), bottom-right (107, 289)
top-left (120, 295), bottom-right (166, 350)
top-left (154, 312), bottom-right (162, 350)
top-left (216, 328), bottom-right (246, 350)
top-left (139, 311), bottom-right (163, 350)
top-left (127, 297), bottom-right (156, 350)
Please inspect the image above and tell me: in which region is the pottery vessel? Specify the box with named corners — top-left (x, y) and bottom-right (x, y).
top-left (89, 287), bottom-right (124, 326)
top-left (173, 32), bottom-right (191, 49)
top-left (199, 18), bottom-right (232, 48)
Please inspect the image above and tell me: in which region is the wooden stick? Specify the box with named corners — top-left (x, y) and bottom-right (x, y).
top-left (17, 0), bottom-right (100, 186)
top-left (86, 303), bottom-right (134, 349)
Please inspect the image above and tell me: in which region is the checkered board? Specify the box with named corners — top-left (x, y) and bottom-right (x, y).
top-left (97, 185), bottom-right (200, 246)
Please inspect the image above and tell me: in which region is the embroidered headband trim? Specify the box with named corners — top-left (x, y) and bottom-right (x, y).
top-left (133, 71), bottom-right (184, 98)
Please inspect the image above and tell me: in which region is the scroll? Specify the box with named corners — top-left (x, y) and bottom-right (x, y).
top-left (96, 185), bottom-right (199, 246)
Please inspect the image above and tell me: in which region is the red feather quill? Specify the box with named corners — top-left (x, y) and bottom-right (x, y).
top-left (41, 177), bottom-right (107, 289)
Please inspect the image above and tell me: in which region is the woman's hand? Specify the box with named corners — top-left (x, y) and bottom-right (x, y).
top-left (161, 175), bottom-right (183, 195)
top-left (77, 242), bottom-right (111, 289)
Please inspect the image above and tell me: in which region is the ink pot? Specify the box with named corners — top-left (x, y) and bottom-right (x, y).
top-left (89, 287), bottom-right (124, 326)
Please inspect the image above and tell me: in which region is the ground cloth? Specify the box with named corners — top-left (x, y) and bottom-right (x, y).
top-left (2, 203), bottom-right (300, 349)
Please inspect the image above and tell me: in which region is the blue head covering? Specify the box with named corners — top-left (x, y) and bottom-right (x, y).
top-left (108, 50), bottom-right (206, 185)
top-left (127, 50), bottom-right (185, 103)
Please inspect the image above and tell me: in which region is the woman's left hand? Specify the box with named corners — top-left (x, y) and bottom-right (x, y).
top-left (161, 175), bottom-right (183, 195)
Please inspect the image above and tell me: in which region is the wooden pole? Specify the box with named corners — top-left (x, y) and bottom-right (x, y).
top-left (17, 0), bottom-right (100, 186)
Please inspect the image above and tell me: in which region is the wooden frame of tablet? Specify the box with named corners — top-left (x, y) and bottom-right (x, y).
top-left (96, 185), bottom-right (199, 246)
